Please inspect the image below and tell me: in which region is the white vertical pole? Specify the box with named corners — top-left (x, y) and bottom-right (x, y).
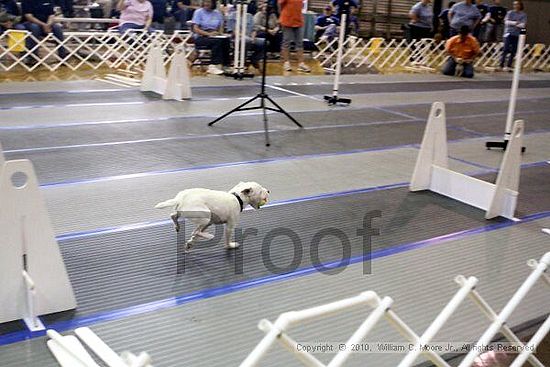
top-left (240, 4), bottom-right (248, 73)
top-left (233, 4), bottom-right (242, 72)
top-left (332, 12), bottom-right (347, 98)
top-left (504, 29), bottom-right (526, 141)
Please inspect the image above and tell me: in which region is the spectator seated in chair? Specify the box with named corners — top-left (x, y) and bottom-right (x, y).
top-left (442, 25), bottom-right (480, 78)
top-left (0, 0), bottom-right (24, 32)
top-left (253, 3), bottom-right (281, 53)
top-left (149, 0), bottom-right (168, 30)
top-left (21, 0), bottom-right (67, 62)
top-left (191, 0), bottom-right (230, 75)
top-left (226, 3), bottom-right (265, 70)
top-left (314, 5), bottom-right (339, 43)
top-left (117, 0), bottom-right (153, 33)
top-left (172, 0), bottom-right (198, 30)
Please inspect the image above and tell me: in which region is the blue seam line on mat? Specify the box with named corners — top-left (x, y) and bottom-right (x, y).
top-left (53, 159), bottom-right (549, 242)
top-left (1, 210), bottom-right (548, 346)
top-left (1, 97), bottom-right (549, 130)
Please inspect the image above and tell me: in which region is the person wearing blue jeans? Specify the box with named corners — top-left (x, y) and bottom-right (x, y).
top-left (499, 0), bottom-right (526, 70)
top-left (21, 0), bottom-right (67, 62)
top-left (442, 25), bottom-right (480, 78)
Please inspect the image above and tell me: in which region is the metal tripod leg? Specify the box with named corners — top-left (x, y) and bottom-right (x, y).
top-left (264, 94), bottom-right (303, 128)
top-left (208, 94), bottom-right (260, 126)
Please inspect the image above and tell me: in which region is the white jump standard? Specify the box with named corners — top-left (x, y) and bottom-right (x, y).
top-left (486, 28), bottom-right (527, 152)
top-left (410, 102), bottom-right (524, 220)
top-left (0, 143), bottom-right (76, 331)
top-left (140, 43), bottom-right (192, 101)
top-left (324, 0), bottom-right (352, 105)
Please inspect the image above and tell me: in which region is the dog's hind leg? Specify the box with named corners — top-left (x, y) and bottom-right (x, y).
top-left (184, 218), bottom-right (211, 252)
top-left (171, 212), bottom-right (180, 232)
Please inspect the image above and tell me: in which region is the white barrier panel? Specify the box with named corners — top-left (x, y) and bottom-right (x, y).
top-left (0, 159), bottom-right (76, 330)
top-left (410, 102), bottom-right (523, 219)
top-left (141, 45), bottom-right (191, 101)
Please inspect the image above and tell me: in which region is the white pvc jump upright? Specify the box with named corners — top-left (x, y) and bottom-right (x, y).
top-left (0, 156), bottom-right (76, 330)
top-left (140, 42), bottom-right (167, 95)
top-left (141, 44), bottom-right (191, 100)
top-left (410, 102), bottom-right (524, 219)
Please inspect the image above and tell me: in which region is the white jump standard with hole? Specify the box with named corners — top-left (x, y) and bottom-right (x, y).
top-left (140, 43), bottom-right (192, 100)
top-left (410, 101), bottom-right (524, 220)
top-left (0, 142), bottom-right (76, 331)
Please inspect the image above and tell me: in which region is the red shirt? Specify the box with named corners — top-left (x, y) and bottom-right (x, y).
top-left (278, 0), bottom-right (303, 28)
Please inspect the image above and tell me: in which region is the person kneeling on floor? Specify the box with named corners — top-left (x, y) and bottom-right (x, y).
top-left (442, 25), bottom-right (480, 78)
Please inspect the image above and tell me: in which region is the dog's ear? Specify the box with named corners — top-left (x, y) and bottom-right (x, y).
top-left (241, 188), bottom-right (252, 196)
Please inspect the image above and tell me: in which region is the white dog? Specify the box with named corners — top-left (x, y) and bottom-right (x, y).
top-left (155, 182), bottom-right (270, 251)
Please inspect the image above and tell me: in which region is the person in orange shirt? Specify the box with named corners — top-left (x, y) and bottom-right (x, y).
top-left (442, 25), bottom-right (480, 78)
top-left (278, 0), bottom-right (311, 72)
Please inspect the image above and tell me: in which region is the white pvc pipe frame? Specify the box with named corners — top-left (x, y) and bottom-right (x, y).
top-left (241, 251), bottom-right (550, 367)
top-left (239, 283), bottom-right (476, 367)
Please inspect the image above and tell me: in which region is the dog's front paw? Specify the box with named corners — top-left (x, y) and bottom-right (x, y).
top-left (175, 223), bottom-right (180, 232)
top-left (184, 241), bottom-right (193, 252)
top-left (225, 242), bottom-right (240, 249)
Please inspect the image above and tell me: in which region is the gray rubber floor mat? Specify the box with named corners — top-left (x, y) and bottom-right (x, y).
top-left (384, 97), bottom-right (550, 119)
top-left (0, 107), bottom-right (403, 150)
top-left (1, 217), bottom-right (548, 366)
top-left (34, 187), bottom-right (508, 323)
top-left (4, 122), bottom-right (472, 185)
top-left (0, 86), bottom-right (290, 108)
top-left (281, 80), bottom-right (550, 96)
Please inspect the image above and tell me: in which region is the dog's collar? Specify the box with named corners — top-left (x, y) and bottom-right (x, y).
top-left (231, 192), bottom-right (244, 212)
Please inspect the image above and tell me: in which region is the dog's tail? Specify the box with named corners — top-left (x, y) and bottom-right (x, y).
top-left (154, 198), bottom-right (178, 209)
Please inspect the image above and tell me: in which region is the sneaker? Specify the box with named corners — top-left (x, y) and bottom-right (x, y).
top-left (502, 66), bottom-right (510, 72)
top-left (297, 62), bottom-right (311, 73)
top-left (283, 61), bottom-right (292, 72)
top-left (207, 64), bottom-right (224, 75)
